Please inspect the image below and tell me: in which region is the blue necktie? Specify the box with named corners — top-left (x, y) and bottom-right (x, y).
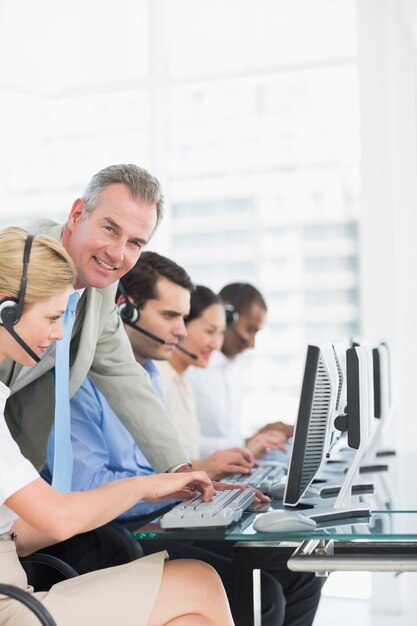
top-left (52, 291), bottom-right (80, 493)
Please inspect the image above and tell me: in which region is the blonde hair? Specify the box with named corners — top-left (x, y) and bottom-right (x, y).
top-left (0, 227), bottom-right (76, 305)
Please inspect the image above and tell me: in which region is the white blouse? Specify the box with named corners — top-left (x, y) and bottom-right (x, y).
top-left (185, 350), bottom-right (245, 458)
top-left (157, 362), bottom-right (200, 459)
top-left (0, 381), bottom-right (39, 534)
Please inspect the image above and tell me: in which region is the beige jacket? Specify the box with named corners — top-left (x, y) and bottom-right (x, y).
top-left (0, 219), bottom-right (189, 471)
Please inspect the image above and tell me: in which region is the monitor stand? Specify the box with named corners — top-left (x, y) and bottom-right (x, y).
top-left (309, 506), bottom-right (370, 524)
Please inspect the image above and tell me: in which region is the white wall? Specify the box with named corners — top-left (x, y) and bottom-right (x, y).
top-left (358, 0), bottom-right (417, 617)
top-left (359, 0), bottom-right (417, 453)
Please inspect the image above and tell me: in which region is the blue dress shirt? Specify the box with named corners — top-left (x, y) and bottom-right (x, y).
top-left (46, 360), bottom-right (168, 520)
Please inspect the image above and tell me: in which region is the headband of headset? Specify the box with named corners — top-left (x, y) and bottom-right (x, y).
top-left (0, 234), bottom-right (41, 363)
top-left (0, 234), bottom-right (34, 327)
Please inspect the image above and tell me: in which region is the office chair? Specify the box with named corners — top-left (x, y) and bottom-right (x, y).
top-left (37, 521), bottom-right (144, 575)
top-left (0, 583), bottom-right (57, 626)
top-left (93, 521), bottom-right (144, 563)
top-left (20, 552), bottom-right (79, 591)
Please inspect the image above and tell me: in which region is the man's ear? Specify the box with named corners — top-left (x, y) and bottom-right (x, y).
top-left (116, 294), bottom-right (137, 307)
top-left (67, 198), bottom-right (85, 228)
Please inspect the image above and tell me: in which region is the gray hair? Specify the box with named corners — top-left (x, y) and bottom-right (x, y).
top-left (81, 164), bottom-right (164, 231)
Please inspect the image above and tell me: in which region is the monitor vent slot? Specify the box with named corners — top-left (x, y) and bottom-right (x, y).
top-left (300, 357), bottom-right (331, 493)
top-left (332, 346), bottom-right (343, 412)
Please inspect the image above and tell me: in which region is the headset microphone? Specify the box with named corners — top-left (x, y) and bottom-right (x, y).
top-left (176, 344), bottom-right (198, 360)
top-left (3, 325), bottom-right (41, 363)
top-left (123, 318), bottom-right (198, 359)
top-left (0, 235), bottom-right (41, 363)
top-left (230, 326), bottom-right (248, 347)
top-left (117, 281), bottom-right (168, 346)
top-left (117, 281), bottom-right (198, 359)
top-left (122, 318), bottom-right (166, 345)
top-left (124, 318), bottom-right (198, 359)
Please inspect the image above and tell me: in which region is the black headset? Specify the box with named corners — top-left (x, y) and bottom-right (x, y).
top-left (117, 279), bottom-right (140, 324)
top-left (0, 234), bottom-right (40, 363)
top-left (224, 304), bottom-right (239, 328)
top-left (117, 279), bottom-right (198, 359)
top-left (223, 283), bottom-right (252, 347)
top-left (0, 234), bottom-right (33, 326)
top-left (224, 282), bottom-right (248, 328)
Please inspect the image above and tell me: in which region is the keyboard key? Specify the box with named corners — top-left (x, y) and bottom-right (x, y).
top-left (160, 488), bottom-right (257, 528)
top-left (220, 464), bottom-right (287, 494)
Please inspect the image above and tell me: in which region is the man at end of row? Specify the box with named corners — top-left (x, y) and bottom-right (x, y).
top-left (187, 281), bottom-right (294, 460)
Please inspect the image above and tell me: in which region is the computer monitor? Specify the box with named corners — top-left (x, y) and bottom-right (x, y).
top-left (324, 339), bottom-right (348, 457)
top-left (283, 343), bottom-right (373, 521)
top-left (351, 337), bottom-right (391, 423)
top-left (372, 342), bottom-right (391, 423)
top-left (283, 343), bottom-right (340, 507)
top-left (348, 339), bottom-right (393, 459)
top-left (362, 341), bottom-right (393, 463)
top-left (321, 339), bottom-right (393, 512)
top-left (332, 345), bottom-right (373, 509)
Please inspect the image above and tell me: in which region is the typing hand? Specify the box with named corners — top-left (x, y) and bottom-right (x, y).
top-left (142, 471), bottom-right (215, 503)
top-left (245, 430), bottom-right (287, 458)
top-left (257, 420), bottom-right (294, 439)
top-left (213, 480), bottom-right (270, 504)
top-left (192, 448), bottom-right (256, 480)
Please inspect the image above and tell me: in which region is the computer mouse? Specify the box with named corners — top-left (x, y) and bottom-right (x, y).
top-left (253, 510), bottom-right (317, 533)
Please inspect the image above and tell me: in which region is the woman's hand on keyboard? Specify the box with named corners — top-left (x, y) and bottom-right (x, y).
top-left (211, 481), bottom-right (270, 504)
top-left (192, 448), bottom-right (256, 480)
top-left (142, 471), bottom-right (215, 502)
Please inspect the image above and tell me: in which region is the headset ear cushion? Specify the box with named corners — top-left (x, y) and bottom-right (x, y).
top-left (118, 300), bottom-right (140, 324)
top-left (0, 299), bottom-right (19, 327)
top-left (129, 306), bottom-right (139, 324)
top-left (224, 304), bottom-right (239, 328)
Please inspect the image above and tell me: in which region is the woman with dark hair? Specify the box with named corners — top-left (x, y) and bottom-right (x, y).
top-left (158, 285), bottom-right (256, 479)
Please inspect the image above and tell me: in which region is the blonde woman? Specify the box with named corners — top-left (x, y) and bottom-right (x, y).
top-left (0, 227), bottom-right (234, 626)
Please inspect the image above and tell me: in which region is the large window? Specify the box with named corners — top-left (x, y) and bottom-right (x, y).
top-left (164, 0), bottom-right (361, 432)
top-left (0, 0), bottom-right (361, 432)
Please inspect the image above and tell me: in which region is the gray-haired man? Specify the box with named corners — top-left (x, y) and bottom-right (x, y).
top-left (0, 164), bottom-right (190, 474)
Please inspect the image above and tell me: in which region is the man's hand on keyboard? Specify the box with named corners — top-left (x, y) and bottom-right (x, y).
top-left (192, 448), bottom-right (256, 480)
top-left (142, 471), bottom-right (215, 502)
top-left (257, 420), bottom-right (294, 439)
top-left (212, 480), bottom-right (270, 504)
top-left (245, 430), bottom-right (287, 458)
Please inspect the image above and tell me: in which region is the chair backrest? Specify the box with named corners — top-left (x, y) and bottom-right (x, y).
top-left (20, 552), bottom-right (79, 591)
top-left (34, 521), bottom-right (144, 575)
top-left (95, 521), bottom-right (145, 563)
top-left (0, 583), bottom-right (57, 626)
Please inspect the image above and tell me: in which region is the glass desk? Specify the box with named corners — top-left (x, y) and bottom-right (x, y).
top-left (133, 509), bottom-right (417, 543)
top-left (132, 479), bottom-right (417, 626)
